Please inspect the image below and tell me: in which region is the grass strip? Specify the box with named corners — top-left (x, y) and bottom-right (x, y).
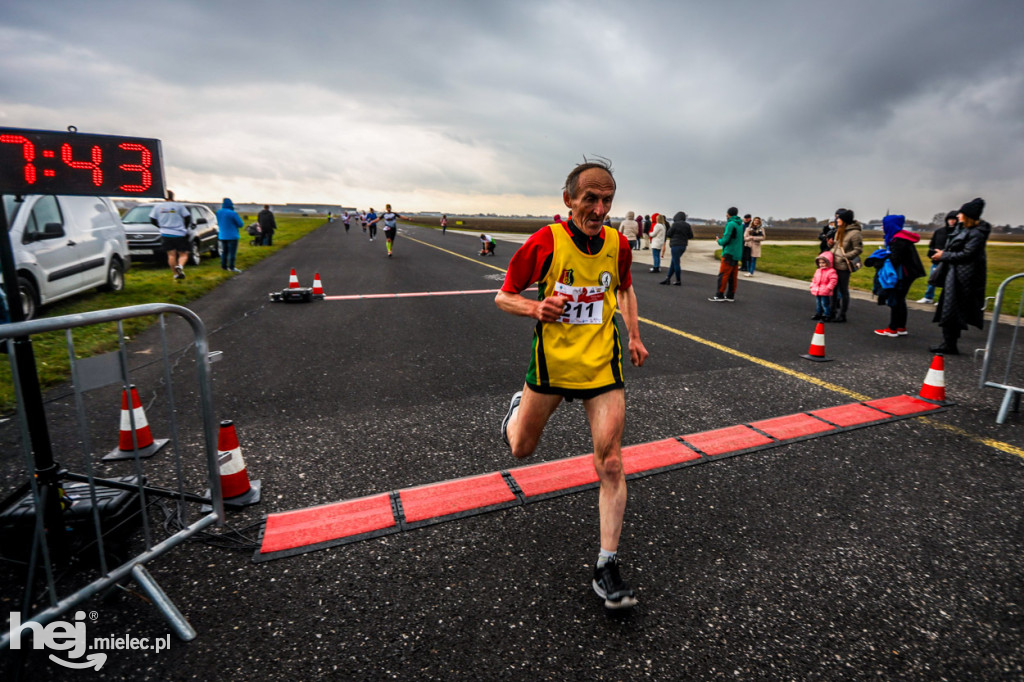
top-left (750, 243), bottom-right (1024, 302)
top-left (0, 215), bottom-right (324, 411)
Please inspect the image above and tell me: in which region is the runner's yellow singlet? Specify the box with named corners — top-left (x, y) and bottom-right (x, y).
top-left (526, 224), bottom-right (624, 391)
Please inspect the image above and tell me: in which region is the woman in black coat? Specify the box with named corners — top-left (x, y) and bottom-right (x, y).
top-left (661, 211), bottom-right (693, 286)
top-left (929, 198), bottom-right (991, 355)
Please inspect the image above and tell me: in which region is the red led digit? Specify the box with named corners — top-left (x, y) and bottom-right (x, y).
top-left (117, 142), bottom-right (152, 193)
top-left (61, 142), bottom-right (104, 186)
top-left (1, 134), bottom-right (38, 184)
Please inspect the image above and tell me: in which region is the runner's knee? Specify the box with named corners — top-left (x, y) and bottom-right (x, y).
top-left (511, 442), bottom-right (536, 460)
top-left (510, 431), bottom-right (540, 460)
top-left (594, 452), bottom-right (623, 479)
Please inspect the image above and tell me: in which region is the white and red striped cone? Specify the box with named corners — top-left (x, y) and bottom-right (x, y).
top-left (800, 322), bottom-right (833, 362)
top-left (209, 420), bottom-right (260, 509)
top-left (311, 273), bottom-right (324, 299)
top-left (104, 385), bottom-right (169, 461)
top-left (288, 269), bottom-right (300, 289)
top-left (919, 354), bottom-right (947, 402)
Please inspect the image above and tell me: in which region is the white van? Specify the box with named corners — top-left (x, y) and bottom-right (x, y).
top-left (2, 194), bottom-right (131, 320)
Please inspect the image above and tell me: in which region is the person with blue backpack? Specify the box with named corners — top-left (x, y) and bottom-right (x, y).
top-left (869, 214), bottom-right (925, 337)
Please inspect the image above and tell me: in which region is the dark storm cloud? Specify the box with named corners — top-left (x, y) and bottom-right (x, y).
top-left (2, 0), bottom-right (1023, 221)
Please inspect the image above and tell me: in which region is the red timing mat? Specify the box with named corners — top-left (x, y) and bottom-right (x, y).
top-left (260, 493), bottom-right (395, 554)
top-left (864, 395), bottom-right (942, 416)
top-left (622, 438), bottom-right (702, 475)
top-left (509, 454), bottom-right (599, 498)
top-left (399, 472), bottom-right (517, 523)
top-left (750, 413), bottom-right (836, 440)
top-left (810, 403), bottom-right (890, 428)
top-left (254, 395), bottom-right (945, 561)
top-left (682, 425), bottom-right (774, 456)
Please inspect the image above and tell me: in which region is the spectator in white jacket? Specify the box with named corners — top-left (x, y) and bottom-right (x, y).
top-left (649, 214), bottom-right (667, 272)
top-left (618, 211), bottom-right (640, 249)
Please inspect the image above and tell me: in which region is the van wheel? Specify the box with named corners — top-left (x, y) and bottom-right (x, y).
top-left (17, 276), bottom-right (38, 321)
top-left (189, 240), bottom-right (202, 266)
top-left (100, 259), bottom-right (125, 292)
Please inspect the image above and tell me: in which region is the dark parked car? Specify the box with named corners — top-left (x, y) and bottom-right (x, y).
top-left (121, 202), bottom-right (220, 265)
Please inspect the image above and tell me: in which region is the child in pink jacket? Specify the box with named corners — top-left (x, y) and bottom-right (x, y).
top-left (810, 251), bottom-right (839, 321)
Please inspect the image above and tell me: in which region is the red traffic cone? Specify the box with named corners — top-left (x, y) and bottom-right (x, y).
top-left (312, 273), bottom-right (324, 299)
top-left (919, 354), bottom-right (946, 402)
top-left (104, 385), bottom-right (169, 461)
top-left (288, 269), bottom-right (300, 288)
top-left (211, 420), bottom-right (260, 508)
top-left (800, 322), bottom-right (833, 362)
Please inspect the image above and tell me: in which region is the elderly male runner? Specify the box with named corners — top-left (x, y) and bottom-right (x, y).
top-left (496, 159), bottom-right (649, 609)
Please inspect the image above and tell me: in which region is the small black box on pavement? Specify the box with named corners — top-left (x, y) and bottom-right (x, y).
top-left (269, 287), bottom-right (314, 303)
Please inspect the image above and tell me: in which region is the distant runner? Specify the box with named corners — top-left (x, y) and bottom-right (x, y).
top-left (366, 208), bottom-right (378, 242)
top-left (371, 204), bottom-right (407, 257)
top-left (479, 234), bottom-right (496, 256)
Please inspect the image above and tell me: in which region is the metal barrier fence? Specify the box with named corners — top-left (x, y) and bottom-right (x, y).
top-left (0, 303), bottom-right (223, 653)
top-left (979, 273), bottom-right (1024, 424)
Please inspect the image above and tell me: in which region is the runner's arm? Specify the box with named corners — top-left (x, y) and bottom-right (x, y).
top-left (616, 285), bottom-right (648, 367)
top-left (497, 228), bottom-right (559, 320)
top-left (495, 290), bottom-right (563, 323)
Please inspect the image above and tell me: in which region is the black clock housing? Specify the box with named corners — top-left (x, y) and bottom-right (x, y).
top-left (0, 127), bottom-right (166, 198)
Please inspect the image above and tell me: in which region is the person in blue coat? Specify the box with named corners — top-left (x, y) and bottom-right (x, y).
top-left (216, 198), bottom-right (244, 272)
top-left (872, 214), bottom-right (925, 337)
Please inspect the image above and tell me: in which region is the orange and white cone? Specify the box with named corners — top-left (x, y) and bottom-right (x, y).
top-left (919, 354), bottom-right (946, 402)
top-left (288, 269), bottom-right (300, 288)
top-left (213, 420), bottom-right (260, 508)
top-left (311, 273), bottom-right (324, 299)
top-left (800, 322), bottom-right (833, 362)
top-left (104, 385), bottom-right (169, 461)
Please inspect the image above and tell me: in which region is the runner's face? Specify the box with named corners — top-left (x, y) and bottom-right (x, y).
top-left (564, 169), bottom-right (615, 234)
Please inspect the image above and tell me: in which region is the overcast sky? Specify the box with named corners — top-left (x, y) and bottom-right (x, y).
top-left (3, 0), bottom-right (1023, 224)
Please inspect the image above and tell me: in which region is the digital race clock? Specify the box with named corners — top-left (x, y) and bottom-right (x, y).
top-left (0, 126), bottom-right (166, 198)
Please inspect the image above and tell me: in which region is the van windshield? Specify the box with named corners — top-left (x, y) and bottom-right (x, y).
top-left (3, 195), bottom-right (24, 228)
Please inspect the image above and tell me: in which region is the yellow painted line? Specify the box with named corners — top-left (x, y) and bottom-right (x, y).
top-left (640, 315), bottom-right (1024, 460)
top-left (639, 316), bottom-right (872, 401)
top-left (918, 417), bottom-right (1024, 458)
top-left (403, 234), bottom-right (509, 274)
top-left (410, 228), bottom-right (1023, 460)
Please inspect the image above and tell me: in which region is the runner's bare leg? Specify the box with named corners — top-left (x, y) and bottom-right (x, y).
top-left (507, 384), bottom-right (562, 460)
top-left (584, 389), bottom-right (626, 552)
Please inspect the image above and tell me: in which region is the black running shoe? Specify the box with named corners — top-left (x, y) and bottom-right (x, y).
top-left (501, 391), bottom-right (522, 447)
top-left (592, 559), bottom-right (637, 609)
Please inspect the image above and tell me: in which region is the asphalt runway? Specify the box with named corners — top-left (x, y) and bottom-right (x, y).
top-left (4, 221), bottom-right (1023, 680)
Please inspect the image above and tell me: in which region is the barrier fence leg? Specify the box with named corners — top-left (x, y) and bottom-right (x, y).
top-left (130, 564), bottom-right (197, 642)
top-left (996, 388), bottom-right (1022, 425)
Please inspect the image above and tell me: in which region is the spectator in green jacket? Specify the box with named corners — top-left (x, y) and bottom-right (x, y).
top-left (709, 207), bottom-right (744, 302)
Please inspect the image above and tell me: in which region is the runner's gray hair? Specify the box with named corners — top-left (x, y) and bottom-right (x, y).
top-left (564, 157), bottom-right (615, 197)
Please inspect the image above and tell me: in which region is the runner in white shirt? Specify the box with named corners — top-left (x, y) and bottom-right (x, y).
top-left (370, 204), bottom-right (407, 257)
top-left (479, 234), bottom-right (496, 256)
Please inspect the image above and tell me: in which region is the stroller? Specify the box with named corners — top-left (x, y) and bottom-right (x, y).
top-left (247, 222), bottom-right (262, 246)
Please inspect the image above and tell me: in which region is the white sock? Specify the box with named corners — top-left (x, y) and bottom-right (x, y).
top-left (597, 549), bottom-right (617, 568)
